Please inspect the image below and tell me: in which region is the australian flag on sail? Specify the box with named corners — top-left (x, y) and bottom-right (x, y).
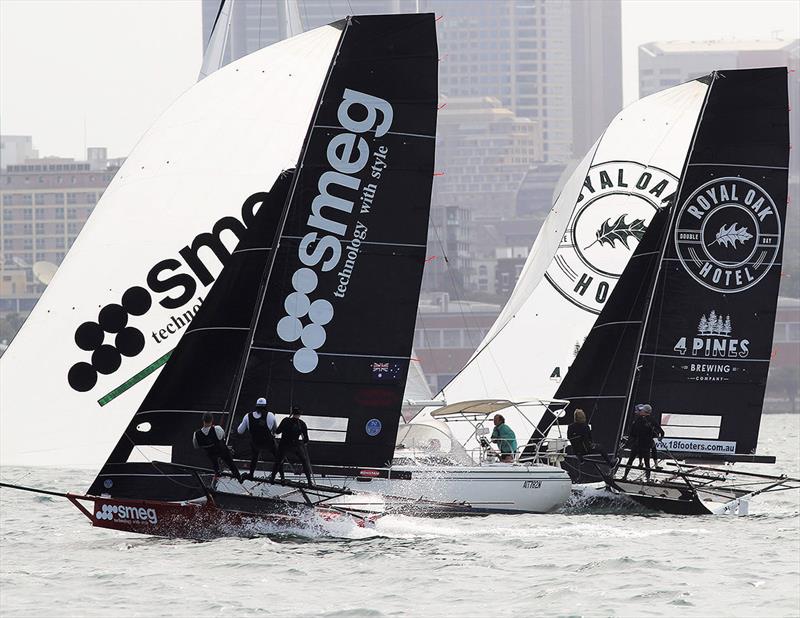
top-left (371, 361), bottom-right (402, 381)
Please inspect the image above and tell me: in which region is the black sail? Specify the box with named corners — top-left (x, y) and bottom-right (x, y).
top-left (629, 67), bottom-right (789, 456)
top-left (531, 68), bottom-right (788, 479)
top-left (230, 14), bottom-right (438, 469)
top-left (90, 14), bottom-right (438, 500)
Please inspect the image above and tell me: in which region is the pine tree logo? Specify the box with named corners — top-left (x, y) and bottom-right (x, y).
top-left (697, 310), bottom-right (732, 337)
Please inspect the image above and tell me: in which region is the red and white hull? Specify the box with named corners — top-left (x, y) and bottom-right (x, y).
top-left (67, 493), bottom-right (373, 539)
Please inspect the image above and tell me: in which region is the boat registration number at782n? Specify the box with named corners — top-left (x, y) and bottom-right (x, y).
top-left (522, 480), bottom-right (542, 489)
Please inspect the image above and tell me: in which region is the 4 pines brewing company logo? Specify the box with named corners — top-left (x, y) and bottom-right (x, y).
top-left (672, 309), bottom-right (750, 382)
top-left (674, 177), bottom-right (781, 292)
top-left (545, 161), bottom-right (678, 314)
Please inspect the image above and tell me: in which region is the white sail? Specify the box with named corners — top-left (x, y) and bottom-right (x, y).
top-left (415, 79), bottom-right (709, 447)
top-left (0, 25), bottom-right (342, 467)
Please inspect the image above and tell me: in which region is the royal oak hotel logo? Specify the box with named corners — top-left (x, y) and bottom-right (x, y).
top-left (674, 177), bottom-right (781, 293)
top-left (545, 161), bottom-right (678, 314)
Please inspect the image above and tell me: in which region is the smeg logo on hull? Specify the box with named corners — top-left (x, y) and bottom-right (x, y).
top-left (674, 177), bottom-right (781, 293)
top-left (68, 286), bottom-right (152, 392)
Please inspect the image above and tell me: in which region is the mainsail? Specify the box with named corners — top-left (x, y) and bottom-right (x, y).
top-left (88, 13), bottom-right (438, 500)
top-left (534, 68), bottom-right (789, 476)
top-left (413, 78), bottom-right (709, 447)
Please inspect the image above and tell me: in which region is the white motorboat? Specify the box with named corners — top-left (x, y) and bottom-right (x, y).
top-left (241, 398), bottom-right (573, 514)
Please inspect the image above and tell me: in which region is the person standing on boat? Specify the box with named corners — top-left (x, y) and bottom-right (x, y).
top-left (567, 408), bottom-right (614, 471)
top-left (490, 414), bottom-right (517, 463)
top-left (621, 406), bottom-right (657, 481)
top-left (193, 412), bottom-right (243, 482)
top-left (639, 403), bottom-right (665, 469)
top-left (237, 397), bottom-right (278, 480)
top-left (270, 406), bottom-right (314, 485)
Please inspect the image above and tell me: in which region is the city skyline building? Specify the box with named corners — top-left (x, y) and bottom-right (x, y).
top-left (201, 0), bottom-right (623, 162)
top-left (638, 37), bottom-right (799, 151)
top-left (0, 139), bottom-right (118, 313)
top-left (433, 96), bottom-right (543, 216)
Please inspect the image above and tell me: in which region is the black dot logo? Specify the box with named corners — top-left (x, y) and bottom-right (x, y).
top-left (92, 345), bottom-right (122, 374)
top-left (68, 286), bottom-right (153, 392)
top-left (68, 362), bottom-right (98, 392)
top-left (98, 304), bottom-right (127, 333)
top-left (75, 322), bottom-right (104, 351)
top-left (116, 327), bottom-right (145, 357)
top-left (122, 286), bottom-right (151, 316)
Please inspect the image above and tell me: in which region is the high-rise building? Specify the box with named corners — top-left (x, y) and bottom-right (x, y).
top-left (201, 0), bottom-right (623, 161)
top-left (569, 0), bottom-right (622, 156)
top-left (638, 38), bottom-right (799, 194)
top-left (434, 96), bottom-right (543, 216)
top-left (0, 141), bottom-right (119, 314)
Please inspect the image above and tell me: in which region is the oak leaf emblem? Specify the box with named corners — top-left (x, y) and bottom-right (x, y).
top-left (584, 215), bottom-right (647, 250)
top-left (709, 223), bottom-right (753, 249)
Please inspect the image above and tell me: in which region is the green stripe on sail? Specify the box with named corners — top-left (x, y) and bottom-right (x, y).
top-left (97, 350), bottom-right (173, 407)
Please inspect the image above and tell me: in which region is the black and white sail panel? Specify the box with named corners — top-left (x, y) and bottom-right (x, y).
top-left (236, 14), bottom-right (438, 469)
top-left (90, 14), bottom-right (438, 499)
top-left (90, 173), bottom-right (294, 499)
top-left (631, 67), bottom-right (789, 456)
top-left (537, 68), bottom-right (789, 471)
top-left (528, 209), bottom-right (670, 466)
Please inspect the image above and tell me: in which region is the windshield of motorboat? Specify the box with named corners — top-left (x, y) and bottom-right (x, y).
top-left (394, 422), bottom-right (475, 465)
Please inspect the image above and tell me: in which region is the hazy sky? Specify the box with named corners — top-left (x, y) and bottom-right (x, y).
top-left (1, 0), bottom-right (798, 161)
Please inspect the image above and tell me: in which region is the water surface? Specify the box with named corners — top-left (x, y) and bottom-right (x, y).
top-left (2, 413), bottom-right (798, 617)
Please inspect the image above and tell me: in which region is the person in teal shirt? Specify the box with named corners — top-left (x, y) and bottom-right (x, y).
top-left (490, 414), bottom-right (517, 462)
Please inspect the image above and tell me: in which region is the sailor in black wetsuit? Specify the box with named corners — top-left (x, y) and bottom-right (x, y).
top-left (269, 406), bottom-right (313, 485)
top-left (193, 412), bottom-right (243, 482)
top-left (567, 408), bottom-right (614, 474)
top-left (236, 397), bottom-right (278, 480)
top-left (639, 404), bottom-right (665, 469)
top-left (622, 405), bottom-right (657, 481)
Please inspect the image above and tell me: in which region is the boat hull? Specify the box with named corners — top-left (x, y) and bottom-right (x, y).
top-left (606, 479), bottom-right (713, 515)
top-left (68, 493), bottom-right (370, 539)
top-left (236, 463), bottom-right (572, 514)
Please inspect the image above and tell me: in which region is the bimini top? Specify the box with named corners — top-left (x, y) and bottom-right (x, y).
top-left (430, 398), bottom-right (569, 419)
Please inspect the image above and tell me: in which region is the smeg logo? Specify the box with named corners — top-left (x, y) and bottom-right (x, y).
top-left (67, 286), bottom-right (152, 392)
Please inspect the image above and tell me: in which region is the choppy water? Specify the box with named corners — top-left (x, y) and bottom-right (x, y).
top-left (2, 413), bottom-right (799, 618)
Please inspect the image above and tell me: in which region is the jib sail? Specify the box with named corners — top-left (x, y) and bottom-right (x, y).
top-left (90, 14), bottom-right (438, 499)
top-left (532, 68), bottom-right (789, 476)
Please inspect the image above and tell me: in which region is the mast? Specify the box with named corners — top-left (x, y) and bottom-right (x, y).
top-left (223, 20), bottom-right (350, 435)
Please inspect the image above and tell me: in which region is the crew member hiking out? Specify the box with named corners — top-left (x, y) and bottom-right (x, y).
top-left (490, 414), bottom-right (517, 463)
top-left (193, 412), bottom-right (243, 482)
top-left (621, 405), bottom-right (658, 481)
top-left (237, 397), bottom-right (277, 480)
top-left (567, 408), bottom-right (614, 479)
top-left (270, 406), bottom-right (313, 485)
